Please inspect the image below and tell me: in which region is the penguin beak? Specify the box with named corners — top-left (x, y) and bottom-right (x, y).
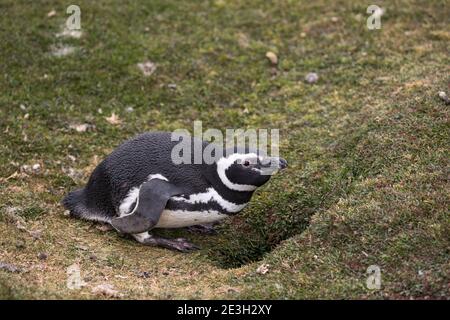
top-left (260, 157), bottom-right (288, 175)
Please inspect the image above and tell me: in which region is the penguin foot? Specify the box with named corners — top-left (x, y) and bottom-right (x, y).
top-left (186, 224), bottom-right (218, 235)
top-left (133, 232), bottom-right (200, 252)
top-left (169, 238), bottom-right (201, 252)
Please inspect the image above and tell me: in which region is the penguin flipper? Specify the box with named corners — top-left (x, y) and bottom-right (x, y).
top-left (111, 179), bottom-right (182, 234)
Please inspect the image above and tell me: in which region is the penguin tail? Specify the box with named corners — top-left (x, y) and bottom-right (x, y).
top-left (62, 188), bottom-right (88, 218)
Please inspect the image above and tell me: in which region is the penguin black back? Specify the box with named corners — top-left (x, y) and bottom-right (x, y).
top-left (63, 132), bottom-right (210, 221)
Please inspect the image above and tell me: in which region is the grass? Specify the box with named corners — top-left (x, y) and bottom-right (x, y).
top-left (0, 0), bottom-right (448, 299)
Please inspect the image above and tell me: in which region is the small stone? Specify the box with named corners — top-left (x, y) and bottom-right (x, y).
top-left (38, 252), bottom-right (48, 260)
top-left (137, 61), bottom-right (157, 77)
top-left (138, 271), bottom-right (150, 278)
top-left (21, 164), bottom-right (41, 174)
top-left (331, 16), bottom-right (339, 22)
top-left (20, 104), bottom-right (26, 111)
top-left (47, 10), bottom-right (56, 18)
top-left (305, 72), bottom-right (319, 84)
top-left (67, 155), bottom-right (76, 162)
top-left (125, 106), bottom-right (134, 113)
top-left (105, 112), bottom-right (121, 125)
top-left (69, 123), bottom-right (95, 133)
top-left (438, 91), bottom-right (450, 104)
top-left (16, 241), bottom-right (26, 249)
top-left (167, 83), bottom-right (177, 90)
top-left (265, 51), bottom-right (278, 65)
top-left (30, 230), bottom-right (42, 240)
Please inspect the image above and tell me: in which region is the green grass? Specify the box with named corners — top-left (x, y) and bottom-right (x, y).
top-left (0, 0), bottom-right (448, 299)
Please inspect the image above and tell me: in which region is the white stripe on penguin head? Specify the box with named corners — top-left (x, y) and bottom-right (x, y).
top-left (216, 153), bottom-right (259, 192)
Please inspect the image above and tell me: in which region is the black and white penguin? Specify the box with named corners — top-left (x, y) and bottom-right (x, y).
top-left (62, 132), bottom-right (287, 252)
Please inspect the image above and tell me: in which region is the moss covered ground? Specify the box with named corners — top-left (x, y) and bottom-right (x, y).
top-left (0, 0), bottom-right (448, 299)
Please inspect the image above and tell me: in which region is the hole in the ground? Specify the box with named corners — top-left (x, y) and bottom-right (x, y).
top-left (205, 177), bottom-right (341, 269)
top-left (206, 208), bottom-right (313, 269)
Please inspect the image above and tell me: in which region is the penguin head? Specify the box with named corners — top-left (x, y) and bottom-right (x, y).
top-left (215, 148), bottom-right (288, 192)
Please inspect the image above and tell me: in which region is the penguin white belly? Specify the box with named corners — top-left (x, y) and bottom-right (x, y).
top-left (154, 209), bottom-right (227, 228)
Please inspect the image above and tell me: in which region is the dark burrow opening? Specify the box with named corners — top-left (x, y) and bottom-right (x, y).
top-left (204, 181), bottom-right (335, 269)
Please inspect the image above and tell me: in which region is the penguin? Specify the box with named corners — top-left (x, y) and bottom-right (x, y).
top-left (62, 132), bottom-right (288, 252)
